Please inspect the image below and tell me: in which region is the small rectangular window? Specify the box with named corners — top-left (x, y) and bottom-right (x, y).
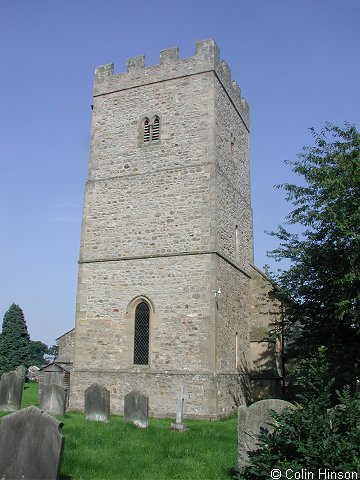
top-left (235, 332), bottom-right (239, 369)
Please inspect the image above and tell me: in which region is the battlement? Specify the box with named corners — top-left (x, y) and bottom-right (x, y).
top-left (94, 39), bottom-right (249, 129)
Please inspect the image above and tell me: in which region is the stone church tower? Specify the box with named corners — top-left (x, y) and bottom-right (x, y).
top-left (68, 39), bottom-right (280, 418)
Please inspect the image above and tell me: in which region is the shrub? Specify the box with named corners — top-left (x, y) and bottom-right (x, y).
top-left (238, 348), bottom-right (360, 479)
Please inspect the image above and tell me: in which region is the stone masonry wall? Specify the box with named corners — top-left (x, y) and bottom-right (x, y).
top-left (70, 369), bottom-right (219, 418)
top-left (249, 266), bottom-right (283, 376)
top-left (56, 328), bottom-right (75, 363)
top-left (214, 76), bottom-right (253, 271)
top-left (71, 39), bottom-right (254, 417)
top-left (89, 74), bottom-right (212, 182)
top-left (93, 40), bottom-right (249, 129)
top-left (213, 256), bottom-right (251, 414)
top-left (211, 47), bottom-right (253, 412)
top-left (74, 255), bottom-right (215, 372)
top-left (216, 258), bottom-right (251, 373)
top-left (80, 164), bottom-right (213, 262)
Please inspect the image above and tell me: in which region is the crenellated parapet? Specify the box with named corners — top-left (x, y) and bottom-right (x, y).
top-left (94, 39), bottom-right (249, 129)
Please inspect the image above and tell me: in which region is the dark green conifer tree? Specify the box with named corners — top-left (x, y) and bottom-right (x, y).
top-left (0, 303), bottom-right (32, 375)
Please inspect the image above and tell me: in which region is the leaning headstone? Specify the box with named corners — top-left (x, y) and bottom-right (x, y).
top-left (84, 383), bottom-right (110, 422)
top-left (0, 405), bottom-right (64, 480)
top-left (124, 391), bottom-right (149, 428)
top-left (0, 369), bottom-right (25, 411)
top-left (15, 364), bottom-right (27, 380)
top-left (40, 384), bottom-right (66, 416)
top-left (238, 399), bottom-right (295, 470)
top-left (170, 385), bottom-right (189, 431)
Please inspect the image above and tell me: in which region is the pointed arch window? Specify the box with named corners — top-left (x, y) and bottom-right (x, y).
top-left (140, 115), bottom-right (161, 146)
top-left (133, 302), bottom-right (150, 365)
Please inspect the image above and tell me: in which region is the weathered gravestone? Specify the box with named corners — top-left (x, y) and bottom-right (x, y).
top-left (238, 399), bottom-right (295, 470)
top-left (40, 384), bottom-right (66, 416)
top-left (0, 405), bottom-right (64, 480)
top-left (0, 369), bottom-right (25, 411)
top-left (84, 383), bottom-right (110, 422)
top-left (124, 391), bottom-right (149, 428)
top-left (16, 364), bottom-right (27, 380)
top-left (170, 385), bottom-right (189, 431)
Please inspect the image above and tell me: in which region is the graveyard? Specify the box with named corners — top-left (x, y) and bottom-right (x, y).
top-left (0, 9), bottom-right (358, 478)
top-left (0, 381), bottom-right (238, 479)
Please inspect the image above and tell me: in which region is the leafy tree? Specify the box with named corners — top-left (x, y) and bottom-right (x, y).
top-left (0, 303), bottom-right (32, 375)
top-left (268, 123), bottom-right (360, 385)
top-left (28, 340), bottom-right (49, 367)
top-left (47, 344), bottom-right (59, 359)
top-left (238, 348), bottom-right (360, 480)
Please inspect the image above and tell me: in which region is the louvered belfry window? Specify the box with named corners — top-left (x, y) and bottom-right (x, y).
top-left (141, 116), bottom-right (160, 144)
top-left (133, 302), bottom-right (150, 365)
top-left (143, 118), bottom-right (150, 143)
top-left (152, 116), bottom-right (160, 141)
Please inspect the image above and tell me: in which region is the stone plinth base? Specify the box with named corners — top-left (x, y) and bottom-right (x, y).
top-left (69, 368), bottom-right (245, 419)
top-left (170, 422), bottom-right (188, 431)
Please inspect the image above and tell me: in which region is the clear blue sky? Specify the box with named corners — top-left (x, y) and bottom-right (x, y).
top-left (1, 1), bottom-right (359, 346)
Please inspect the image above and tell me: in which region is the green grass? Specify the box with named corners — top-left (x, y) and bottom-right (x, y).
top-left (61, 413), bottom-right (237, 480)
top-left (21, 380), bottom-right (40, 407)
top-left (3, 382), bottom-right (238, 479)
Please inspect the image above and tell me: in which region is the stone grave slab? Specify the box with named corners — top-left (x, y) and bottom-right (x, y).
top-left (40, 384), bottom-right (66, 416)
top-left (238, 399), bottom-right (295, 470)
top-left (124, 391), bottom-right (149, 428)
top-left (84, 383), bottom-right (110, 422)
top-left (15, 364), bottom-right (27, 380)
top-left (0, 405), bottom-right (64, 480)
top-left (0, 369), bottom-right (25, 411)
